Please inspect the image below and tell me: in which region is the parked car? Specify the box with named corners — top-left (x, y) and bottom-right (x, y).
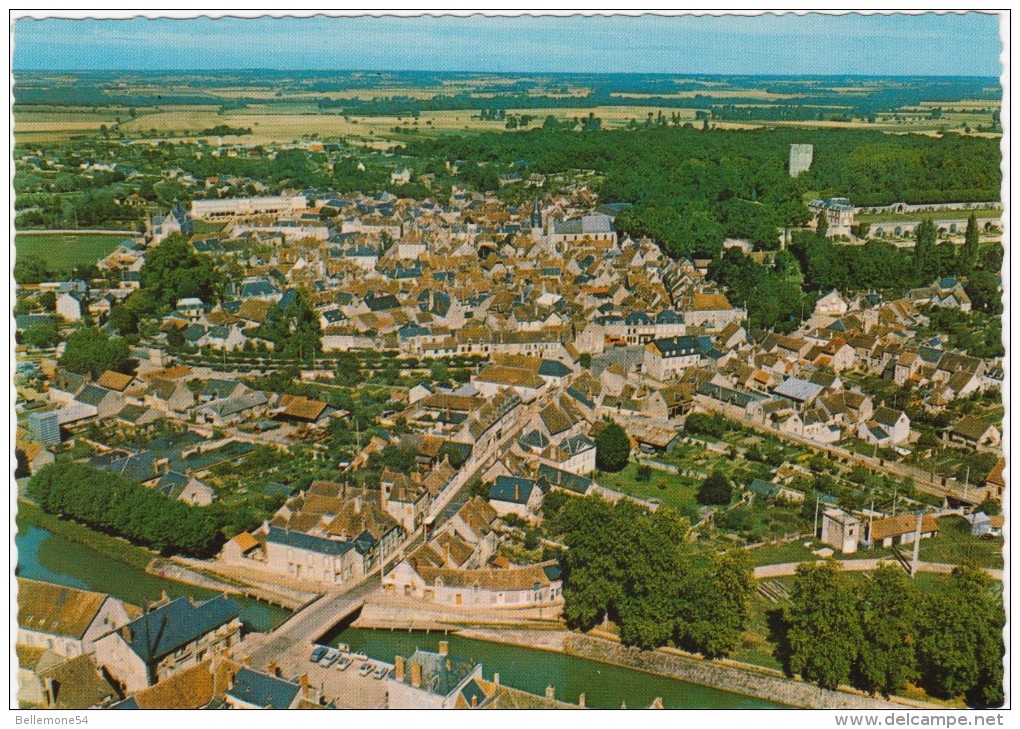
top-left (373, 665), bottom-right (390, 680)
top-left (309, 646), bottom-right (327, 663)
top-left (320, 648), bottom-right (340, 667)
top-left (358, 662), bottom-right (374, 677)
top-left (336, 655), bottom-right (353, 671)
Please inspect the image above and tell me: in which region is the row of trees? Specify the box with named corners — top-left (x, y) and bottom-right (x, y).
top-left (29, 462), bottom-right (228, 557)
top-left (791, 220), bottom-right (1002, 297)
top-left (547, 495), bottom-right (754, 656)
top-left (780, 562), bottom-right (1004, 707)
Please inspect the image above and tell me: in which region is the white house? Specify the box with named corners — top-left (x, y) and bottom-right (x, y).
top-left (487, 476), bottom-right (543, 522)
top-left (858, 406), bottom-right (910, 446)
top-left (382, 559), bottom-right (563, 610)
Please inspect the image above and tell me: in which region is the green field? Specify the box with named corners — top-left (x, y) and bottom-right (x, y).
top-left (16, 232), bottom-right (131, 271)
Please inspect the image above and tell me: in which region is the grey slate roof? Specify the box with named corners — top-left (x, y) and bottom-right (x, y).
top-left (121, 595), bottom-right (239, 664)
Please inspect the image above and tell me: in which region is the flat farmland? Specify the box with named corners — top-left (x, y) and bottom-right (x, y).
top-left (16, 232), bottom-right (132, 270)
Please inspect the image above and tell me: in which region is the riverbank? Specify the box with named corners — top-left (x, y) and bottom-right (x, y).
top-left (16, 500), bottom-right (307, 615)
top-left (148, 558), bottom-right (317, 610)
top-left (455, 626), bottom-right (937, 710)
top-left (16, 500), bottom-right (155, 570)
top-left (352, 595), bottom-right (565, 631)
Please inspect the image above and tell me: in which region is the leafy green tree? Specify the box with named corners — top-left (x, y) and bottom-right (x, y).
top-left (917, 565), bottom-right (1004, 706)
top-left (108, 304), bottom-right (140, 336)
top-left (255, 289), bottom-right (322, 360)
top-left (140, 234), bottom-right (221, 311)
top-left (14, 254), bottom-right (53, 285)
top-left (681, 550), bottom-right (755, 657)
top-left (854, 565), bottom-right (920, 697)
top-left (913, 218), bottom-right (937, 278)
top-left (595, 422), bottom-right (630, 472)
top-left (555, 496), bottom-right (630, 631)
top-left (815, 211), bottom-right (829, 239)
top-left (429, 360), bottom-right (449, 381)
top-left (373, 444), bottom-right (417, 474)
top-left (961, 213), bottom-right (980, 271)
top-left (697, 470), bottom-right (733, 505)
top-left (976, 497), bottom-right (1001, 517)
top-left (784, 561), bottom-right (863, 690)
top-left (965, 270), bottom-right (1002, 314)
top-left (39, 291), bottom-right (56, 312)
top-left (59, 326), bottom-right (131, 378)
top-left (21, 321), bottom-right (59, 349)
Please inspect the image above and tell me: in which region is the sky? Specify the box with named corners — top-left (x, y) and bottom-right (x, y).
top-left (12, 13), bottom-right (1003, 76)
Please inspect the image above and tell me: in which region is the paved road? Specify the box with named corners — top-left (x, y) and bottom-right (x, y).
top-left (240, 577), bottom-right (382, 668)
top-left (754, 559), bottom-right (1002, 580)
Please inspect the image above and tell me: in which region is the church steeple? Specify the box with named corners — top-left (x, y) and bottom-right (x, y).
top-left (530, 197), bottom-right (543, 229)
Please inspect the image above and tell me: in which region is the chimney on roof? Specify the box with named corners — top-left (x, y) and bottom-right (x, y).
top-left (410, 661), bottom-right (422, 688)
top-left (394, 655), bottom-right (406, 681)
top-left (515, 483), bottom-right (520, 501)
top-left (545, 684), bottom-right (555, 701)
top-left (438, 640), bottom-right (448, 656)
top-left (298, 673), bottom-right (309, 690)
top-left (578, 693), bottom-right (586, 708)
top-left (354, 496), bottom-right (362, 514)
top-left (493, 673), bottom-right (499, 686)
top-left (121, 625), bottom-right (133, 642)
top-left (471, 694), bottom-right (478, 708)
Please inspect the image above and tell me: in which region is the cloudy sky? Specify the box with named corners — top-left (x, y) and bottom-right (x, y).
top-left (12, 13), bottom-right (1003, 76)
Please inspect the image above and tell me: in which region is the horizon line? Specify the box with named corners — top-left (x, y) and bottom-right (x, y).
top-left (11, 68), bottom-right (1003, 80)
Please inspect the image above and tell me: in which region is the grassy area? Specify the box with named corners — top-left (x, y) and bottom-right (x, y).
top-left (16, 231), bottom-right (130, 270)
top-left (191, 219), bottom-right (226, 235)
top-left (733, 575), bottom-right (793, 671)
top-left (16, 499), bottom-right (156, 571)
top-left (596, 462), bottom-right (701, 514)
top-left (920, 515), bottom-right (1003, 569)
top-left (744, 540), bottom-right (821, 567)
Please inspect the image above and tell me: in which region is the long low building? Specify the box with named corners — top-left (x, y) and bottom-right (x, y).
top-left (383, 559), bottom-right (563, 609)
top-left (190, 195), bottom-right (307, 220)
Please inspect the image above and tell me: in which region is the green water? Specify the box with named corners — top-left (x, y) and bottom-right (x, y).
top-left (15, 525), bottom-right (290, 633)
top-left (328, 627), bottom-right (784, 709)
top-left (15, 524), bottom-right (783, 708)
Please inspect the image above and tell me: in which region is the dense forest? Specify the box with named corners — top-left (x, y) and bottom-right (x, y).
top-left (406, 125), bottom-right (1000, 257)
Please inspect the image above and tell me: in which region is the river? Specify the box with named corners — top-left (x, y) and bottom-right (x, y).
top-left (15, 525), bottom-right (289, 633)
top-left (17, 524), bottom-right (781, 709)
top-left (325, 627), bottom-right (783, 709)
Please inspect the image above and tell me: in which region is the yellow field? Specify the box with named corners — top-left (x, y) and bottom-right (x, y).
top-left (612, 90), bottom-right (803, 100)
top-left (107, 104), bottom-right (707, 144)
top-left (915, 99), bottom-right (1001, 109)
top-left (14, 94), bottom-right (1003, 146)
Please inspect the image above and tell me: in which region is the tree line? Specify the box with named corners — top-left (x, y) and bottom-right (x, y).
top-left (778, 561), bottom-right (1004, 707)
top-left (28, 461), bottom-right (232, 557)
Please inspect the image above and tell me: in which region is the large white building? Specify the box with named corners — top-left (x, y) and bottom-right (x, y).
top-left (190, 195), bottom-right (307, 220)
